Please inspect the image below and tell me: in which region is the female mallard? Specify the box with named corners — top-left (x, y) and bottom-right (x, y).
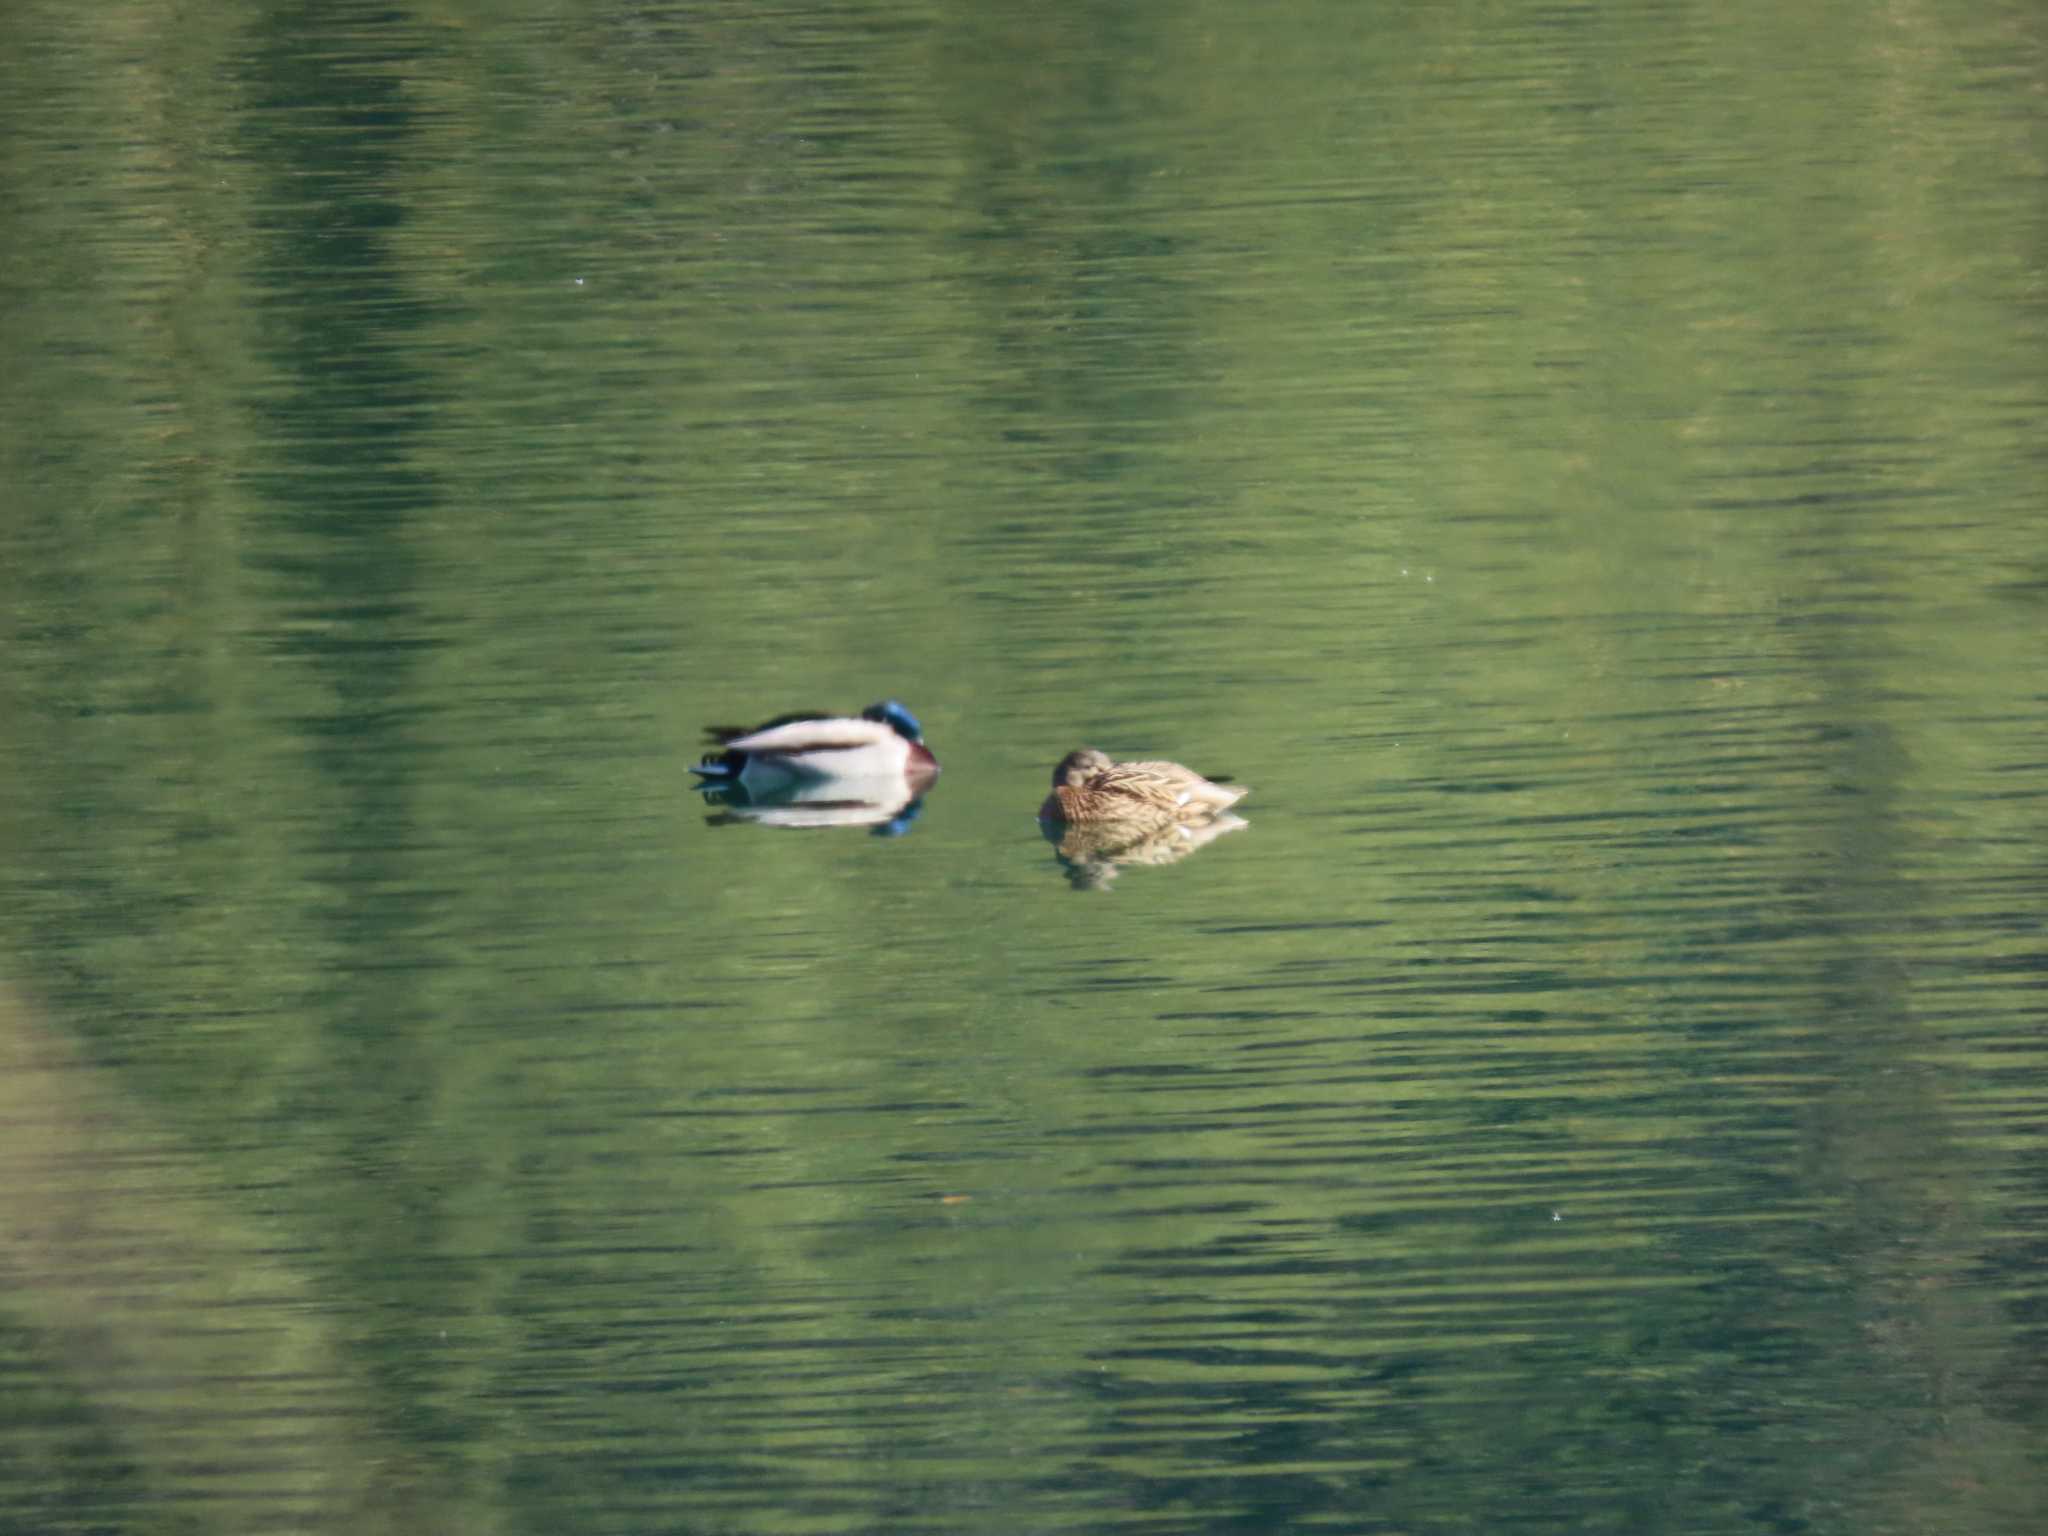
top-left (692, 700), bottom-right (938, 793)
top-left (1038, 747), bottom-right (1247, 827)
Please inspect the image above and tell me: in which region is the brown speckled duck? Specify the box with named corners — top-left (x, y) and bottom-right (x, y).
top-left (1038, 747), bottom-right (1247, 828)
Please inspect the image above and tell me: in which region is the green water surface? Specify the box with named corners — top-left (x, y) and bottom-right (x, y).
top-left (2, 1), bottom-right (2045, 1532)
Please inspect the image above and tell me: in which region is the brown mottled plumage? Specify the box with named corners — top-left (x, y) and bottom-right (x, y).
top-left (1038, 747), bottom-right (1248, 827)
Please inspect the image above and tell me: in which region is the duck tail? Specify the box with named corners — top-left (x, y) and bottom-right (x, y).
top-left (691, 756), bottom-right (739, 780)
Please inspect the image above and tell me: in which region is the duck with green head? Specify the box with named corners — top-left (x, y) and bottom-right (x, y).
top-left (693, 700), bottom-right (939, 796)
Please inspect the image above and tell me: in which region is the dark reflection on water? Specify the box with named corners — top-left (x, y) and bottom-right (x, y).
top-left (4, 0), bottom-right (2048, 1532)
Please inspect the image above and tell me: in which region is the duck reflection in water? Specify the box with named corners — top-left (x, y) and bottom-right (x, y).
top-left (1038, 747), bottom-right (1248, 889)
top-left (692, 700), bottom-right (939, 837)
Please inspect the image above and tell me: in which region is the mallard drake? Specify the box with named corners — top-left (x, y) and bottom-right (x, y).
top-left (1038, 747), bottom-right (1247, 827)
top-left (692, 700), bottom-right (939, 794)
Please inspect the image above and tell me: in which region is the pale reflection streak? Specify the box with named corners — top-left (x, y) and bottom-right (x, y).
top-left (0, 982), bottom-right (471, 1534)
top-left (698, 777), bottom-right (933, 836)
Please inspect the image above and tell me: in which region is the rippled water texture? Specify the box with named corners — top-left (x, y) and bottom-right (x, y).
top-left (3, 1), bottom-right (2046, 1532)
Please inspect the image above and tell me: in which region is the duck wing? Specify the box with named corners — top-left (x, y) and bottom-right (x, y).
top-left (717, 714), bottom-right (896, 755)
top-left (1087, 765), bottom-right (1196, 815)
top-left (1100, 761), bottom-right (1248, 812)
top-left (703, 710), bottom-right (834, 745)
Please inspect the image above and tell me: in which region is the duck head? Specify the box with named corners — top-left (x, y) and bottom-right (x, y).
top-left (1051, 747), bottom-right (1112, 788)
top-left (862, 699), bottom-right (925, 743)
